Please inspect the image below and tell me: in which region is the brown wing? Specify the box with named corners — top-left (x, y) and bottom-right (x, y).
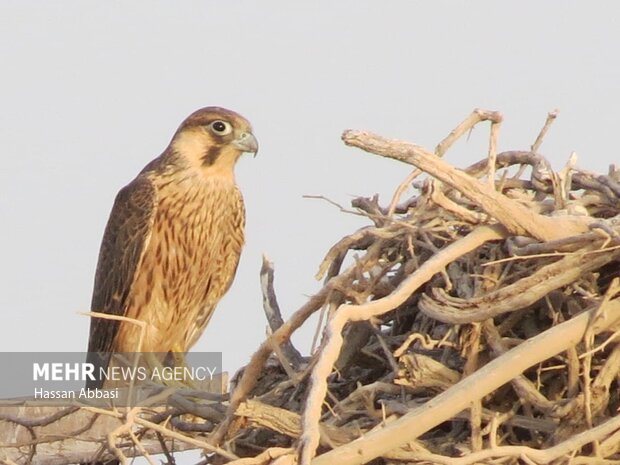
top-left (86, 176), bottom-right (156, 387)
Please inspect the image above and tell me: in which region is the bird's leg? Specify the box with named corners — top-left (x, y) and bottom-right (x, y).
top-left (170, 343), bottom-right (189, 370)
top-left (168, 344), bottom-right (199, 390)
top-left (143, 352), bottom-right (167, 378)
top-left (140, 352), bottom-right (198, 390)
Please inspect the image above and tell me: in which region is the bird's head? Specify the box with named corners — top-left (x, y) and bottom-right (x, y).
top-left (170, 106), bottom-right (258, 179)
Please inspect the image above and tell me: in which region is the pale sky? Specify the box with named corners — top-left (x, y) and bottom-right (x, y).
top-left (1, 1), bottom-right (619, 377)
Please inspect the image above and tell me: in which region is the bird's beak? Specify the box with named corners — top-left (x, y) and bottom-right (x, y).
top-left (233, 132), bottom-right (259, 156)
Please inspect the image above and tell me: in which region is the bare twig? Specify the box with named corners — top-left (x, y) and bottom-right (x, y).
top-left (531, 109), bottom-right (559, 153)
top-left (261, 254), bottom-right (304, 368)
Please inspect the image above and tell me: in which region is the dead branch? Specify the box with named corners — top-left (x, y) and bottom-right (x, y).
top-left (260, 255), bottom-right (304, 368)
top-left (419, 244), bottom-right (620, 324)
top-left (342, 129), bottom-right (591, 240)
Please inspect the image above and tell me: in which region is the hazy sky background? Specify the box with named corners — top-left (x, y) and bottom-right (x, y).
top-left (1, 1), bottom-right (619, 382)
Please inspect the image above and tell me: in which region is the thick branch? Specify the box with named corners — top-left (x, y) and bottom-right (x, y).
top-left (0, 406), bottom-right (194, 465)
top-left (419, 246), bottom-right (620, 323)
top-left (342, 130), bottom-right (591, 241)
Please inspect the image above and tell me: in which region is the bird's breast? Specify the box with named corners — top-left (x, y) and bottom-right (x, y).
top-left (121, 176), bottom-right (245, 352)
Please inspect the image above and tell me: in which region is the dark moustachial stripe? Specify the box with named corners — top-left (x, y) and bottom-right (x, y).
top-left (202, 145), bottom-right (222, 166)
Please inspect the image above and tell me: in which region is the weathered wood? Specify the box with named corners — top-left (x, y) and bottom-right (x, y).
top-left (0, 405), bottom-right (195, 465)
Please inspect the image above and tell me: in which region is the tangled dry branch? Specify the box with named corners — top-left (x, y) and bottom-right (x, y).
top-left (3, 109), bottom-right (620, 465)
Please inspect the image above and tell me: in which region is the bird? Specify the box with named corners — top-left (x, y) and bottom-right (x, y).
top-left (86, 106), bottom-right (258, 389)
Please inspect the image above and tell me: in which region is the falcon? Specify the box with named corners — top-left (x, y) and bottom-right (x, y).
top-left (86, 107), bottom-right (257, 388)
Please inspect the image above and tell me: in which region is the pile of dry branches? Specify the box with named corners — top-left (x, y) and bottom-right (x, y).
top-left (3, 109), bottom-right (620, 465)
top-left (221, 109), bottom-right (620, 465)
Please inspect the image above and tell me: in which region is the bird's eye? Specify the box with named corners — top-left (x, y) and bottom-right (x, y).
top-left (209, 120), bottom-right (233, 136)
